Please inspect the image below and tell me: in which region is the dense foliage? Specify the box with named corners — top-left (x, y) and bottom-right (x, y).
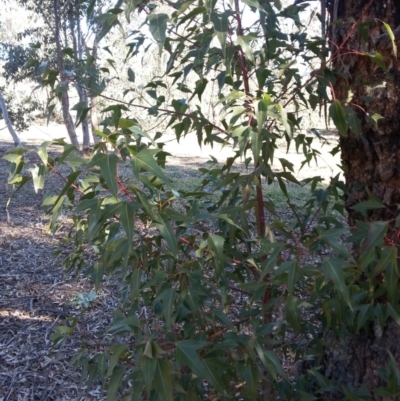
top-left (4, 0), bottom-right (400, 399)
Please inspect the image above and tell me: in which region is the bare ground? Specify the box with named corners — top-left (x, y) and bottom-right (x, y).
top-left (0, 124), bottom-right (341, 400)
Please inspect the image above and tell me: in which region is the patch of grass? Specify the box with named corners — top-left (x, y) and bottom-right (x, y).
top-left (264, 181), bottom-right (315, 207)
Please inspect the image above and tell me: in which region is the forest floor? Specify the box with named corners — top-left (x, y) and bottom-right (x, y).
top-left (0, 123), bottom-right (340, 400)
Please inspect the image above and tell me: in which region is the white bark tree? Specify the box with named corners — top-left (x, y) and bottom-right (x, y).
top-left (0, 90), bottom-right (22, 147)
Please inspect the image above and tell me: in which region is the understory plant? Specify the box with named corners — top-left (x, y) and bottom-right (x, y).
top-left (4, 0), bottom-right (400, 399)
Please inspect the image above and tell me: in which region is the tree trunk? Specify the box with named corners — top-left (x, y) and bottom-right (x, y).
top-left (0, 91), bottom-right (22, 147)
top-left (54, 0), bottom-right (79, 147)
top-left (90, 38), bottom-right (101, 143)
top-left (321, 321), bottom-right (400, 398)
top-left (323, 0), bottom-right (400, 396)
top-left (71, 0), bottom-right (90, 148)
top-left (332, 0), bottom-right (400, 225)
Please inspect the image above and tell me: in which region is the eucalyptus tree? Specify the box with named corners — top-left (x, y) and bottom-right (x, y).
top-left (1, 0), bottom-right (103, 147)
top-left (320, 0), bottom-right (400, 393)
top-left (0, 90), bottom-right (22, 146)
top-left (5, 0), bottom-right (400, 399)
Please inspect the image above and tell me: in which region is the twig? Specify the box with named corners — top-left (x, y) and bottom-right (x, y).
top-left (4, 372), bottom-right (17, 401)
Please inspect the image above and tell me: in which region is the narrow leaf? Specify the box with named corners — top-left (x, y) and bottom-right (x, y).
top-left (329, 99), bottom-right (347, 137)
top-left (152, 214), bottom-right (178, 257)
top-left (131, 148), bottom-right (171, 184)
top-left (364, 221), bottom-right (388, 249)
top-left (106, 365), bottom-right (125, 401)
top-left (88, 153), bottom-right (120, 197)
top-left (323, 259), bottom-right (351, 307)
top-left (147, 13), bottom-right (169, 48)
top-left (154, 359), bottom-right (174, 401)
top-left (383, 22), bottom-right (397, 57)
top-left (237, 35), bottom-right (255, 63)
top-left (29, 164), bottom-right (46, 193)
top-left (141, 355), bottom-right (157, 397)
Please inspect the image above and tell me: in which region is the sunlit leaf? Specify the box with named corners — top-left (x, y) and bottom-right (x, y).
top-left (383, 22), bottom-right (397, 57)
top-left (29, 164), bottom-right (45, 193)
top-left (147, 13), bottom-right (169, 49)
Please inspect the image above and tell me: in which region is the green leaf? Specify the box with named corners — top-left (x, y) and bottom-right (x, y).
top-left (383, 22), bottom-right (397, 57)
top-left (190, 78), bottom-right (208, 101)
top-left (374, 246), bottom-right (397, 275)
top-left (87, 0), bottom-right (96, 18)
top-left (343, 386), bottom-right (372, 401)
top-left (176, 341), bottom-right (224, 393)
top-left (386, 261), bottom-right (399, 304)
top-left (237, 35), bottom-right (255, 63)
top-left (286, 260), bottom-right (298, 296)
top-left (29, 164), bottom-right (45, 193)
top-left (276, 103), bottom-right (292, 137)
top-left (97, 12), bottom-right (121, 42)
top-left (155, 287), bottom-right (176, 328)
top-left (351, 199), bottom-right (384, 212)
top-left (154, 359), bottom-right (173, 401)
top-left (255, 95), bottom-right (271, 133)
top-left (38, 141), bottom-right (51, 164)
top-left (251, 130), bottom-right (261, 164)
top-left (255, 342), bottom-right (287, 381)
top-left (387, 303), bottom-right (400, 325)
top-left (128, 125), bottom-right (156, 146)
top-left (141, 355), bottom-right (157, 397)
top-left (3, 153), bottom-right (23, 164)
top-left (106, 365), bottom-right (125, 401)
top-left (208, 234), bottom-right (225, 276)
top-left (147, 13), bottom-right (169, 48)
top-left (323, 259), bottom-right (351, 307)
top-left (211, 11), bottom-right (228, 49)
top-left (119, 202), bottom-right (138, 241)
top-left (364, 51), bottom-right (386, 70)
top-left (88, 153), bottom-right (120, 197)
top-left (108, 315), bottom-right (140, 335)
top-left (364, 221), bottom-right (388, 249)
top-left (202, 358), bottom-right (227, 393)
top-left (244, 364), bottom-right (259, 401)
top-left (370, 112), bottom-right (384, 129)
top-left (355, 304), bottom-right (372, 332)
top-left (124, 0), bottom-right (143, 21)
top-left (285, 296), bottom-right (302, 334)
top-left (128, 67), bottom-right (135, 83)
top-left (152, 214), bottom-right (178, 257)
top-left (345, 107), bottom-right (361, 136)
top-left (48, 171), bottom-right (81, 213)
top-left (329, 99), bottom-right (347, 137)
top-left (241, 0), bottom-right (265, 11)
top-left (106, 345), bottom-right (127, 377)
top-left (130, 148), bottom-right (171, 184)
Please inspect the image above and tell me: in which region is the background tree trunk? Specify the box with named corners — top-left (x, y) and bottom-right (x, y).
top-left (322, 0), bottom-right (400, 396)
top-left (53, 0), bottom-right (79, 147)
top-left (0, 91), bottom-right (22, 147)
top-left (71, 0), bottom-right (90, 148)
top-left (90, 37), bottom-right (100, 143)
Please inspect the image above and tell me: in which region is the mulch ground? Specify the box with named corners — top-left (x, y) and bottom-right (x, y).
top-left (0, 141), bottom-right (117, 401)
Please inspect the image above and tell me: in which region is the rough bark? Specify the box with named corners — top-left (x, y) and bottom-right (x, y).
top-left (331, 0), bottom-right (400, 226)
top-left (321, 321), bottom-right (400, 399)
top-left (54, 0), bottom-right (79, 147)
top-left (0, 91), bottom-right (22, 147)
top-left (322, 0), bottom-right (400, 396)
